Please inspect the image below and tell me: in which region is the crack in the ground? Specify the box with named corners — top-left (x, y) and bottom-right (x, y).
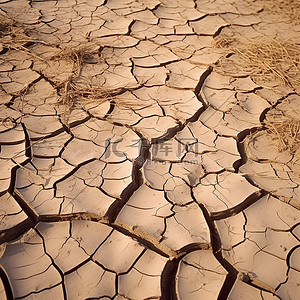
top-left (0, 1), bottom-right (299, 299)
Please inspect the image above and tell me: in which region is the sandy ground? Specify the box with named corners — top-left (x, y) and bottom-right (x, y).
top-left (0, 0), bottom-right (299, 299)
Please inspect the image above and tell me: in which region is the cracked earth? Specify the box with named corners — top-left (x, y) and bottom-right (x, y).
top-left (0, 0), bottom-right (299, 299)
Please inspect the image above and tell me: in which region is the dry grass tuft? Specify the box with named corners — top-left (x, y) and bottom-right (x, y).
top-left (262, 0), bottom-right (300, 24)
top-left (0, 13), bottom-right (34, 44)
top-left (216, 34), bottom-right (300, 154)
top-left (53, 46), bottom-right (124, 123)
top-left (215, 36), bottom-right (300, 91)
top-left (0, 13), bottom-right (47, 61)
top-left (54, 47), bottom-right (114, 104)
top-left (58, 81), bottom-right (121, 108)
top-left (265, 118), bottom-right (300, 154)
top-left (0, 14), bottom-right (29, 46)
top-left (53, 47), bottom-right (98, 104)
top-left (0, 14), bottom-right (13, 35)
top-left (50, 46), bottom-right (95, 65)
top-left (0, 14), bottom-right (137, 123)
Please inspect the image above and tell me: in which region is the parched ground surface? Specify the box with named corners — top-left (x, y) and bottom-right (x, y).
top-left (0, 0), bottom-right (299, 299)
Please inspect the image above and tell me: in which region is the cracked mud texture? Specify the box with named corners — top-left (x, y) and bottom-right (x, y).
top-left (0, 0), bottom-right (299, 299)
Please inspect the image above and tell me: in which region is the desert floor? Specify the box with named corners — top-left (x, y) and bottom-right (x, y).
top-left (0, 0), bottom-right (299, 299)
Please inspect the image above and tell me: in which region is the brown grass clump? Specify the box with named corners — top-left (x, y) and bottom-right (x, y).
top-left (51, 46), bottom-right (99, 105)
top-left (58, 81), bottom-right (119, 108)
top-left (0, 14), bottom-right (36, 44)
top-left (52, 46), bottom-right (125, 123)
top-left (216, 34), bottom-right (300, 153)
top-left (215, 36), bottom-right (300, 91)
top-left (265, 118), bottom-right (300, 154)
top-left (262, 0), bottom-right (300, 24)
top-left (0, 13), bottom-right (47, 61)
top-left (0, 14), bottom-right (136, 123)
top-left (0, 14), bottom-right (14, 35)
top-left (50, 46), bottom-right (95, 67)
top-left (0, 14), bottom-right (29, 49)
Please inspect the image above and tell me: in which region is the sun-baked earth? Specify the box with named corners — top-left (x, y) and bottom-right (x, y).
top-left (0, 0), bottom-right (299, 299)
